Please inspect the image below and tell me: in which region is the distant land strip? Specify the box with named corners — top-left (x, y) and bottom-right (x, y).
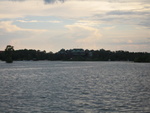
top-left (0, 47), bottom-right (150, 63)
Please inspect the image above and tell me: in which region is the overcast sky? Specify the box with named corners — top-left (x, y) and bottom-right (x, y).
top-left (0, 0), bottom-right (150, 52)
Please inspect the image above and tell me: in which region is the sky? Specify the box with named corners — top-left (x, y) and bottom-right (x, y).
top-left (0, 0), bottom-right (150, 52)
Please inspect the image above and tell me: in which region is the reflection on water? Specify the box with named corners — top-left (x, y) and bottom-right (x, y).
top-left (0, 61), bottom-right (150, 113)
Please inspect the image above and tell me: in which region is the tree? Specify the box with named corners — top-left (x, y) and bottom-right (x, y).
top-left (5, 45), bottom-right (14, 63)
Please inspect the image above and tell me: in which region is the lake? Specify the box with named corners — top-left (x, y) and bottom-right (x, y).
top-left (0, 61), bottom-right (150, 113)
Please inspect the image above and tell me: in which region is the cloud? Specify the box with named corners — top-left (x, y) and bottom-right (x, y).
top-left (103, 26), bottom-right (115, 30)
top-left (94, 7), bottom-right (150, 27)
top-left (107, 10), bottom-right (150, 16)
top-left (0, 0), bottom-right (150, 52)
top-left (0, 21), bottom-right (49, 50)
top-left (8, 0), bottom-right (25, 1)
top-left (73, 20), bottom-right (102, 27)
top-left (112, 39), bottom-right (150, 45)
top-left (44, 0), bottom-right (65, 4)
top-left (0, 21), bottom-right (47, 33)
top-left (17, 20), bottom-right (61, 23)
top-left (108, 11), bottom-right (136, 15)
top-left (0, 21), bottom-right (21, 32)
top-left (138, 18), bottom-right (150, 28)
top-left (2, 0), bottom-right (150, 4)
top-left (0, 0), bottom-right (97, 19)
top-left (3, 0), bottom-right (66, 4)
top-left (1, 0), bottom-right (149, 21)
top-left (65, 24), bottom-right (102, 49)
top-left (0, 21), bottom-right (47, 48)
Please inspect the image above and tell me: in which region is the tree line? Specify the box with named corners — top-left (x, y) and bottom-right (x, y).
top-left (0, 46), bottom-right (150, 63)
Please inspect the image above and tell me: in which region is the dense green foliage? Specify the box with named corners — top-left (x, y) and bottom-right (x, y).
top-left (4, 45), bottom-right (14, 63)
top-left (0, 48), bottom-right (150, 62)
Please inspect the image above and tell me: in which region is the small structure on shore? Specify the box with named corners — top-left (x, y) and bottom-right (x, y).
top-left (72, 49), bottom-right (85, 56)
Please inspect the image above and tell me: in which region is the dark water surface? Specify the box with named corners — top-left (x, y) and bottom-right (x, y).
top-left (0, 61), bottom-right (150, 113)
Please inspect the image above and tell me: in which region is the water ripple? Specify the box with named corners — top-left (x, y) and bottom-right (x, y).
top-left (0, 61), bottom-right (150, 112)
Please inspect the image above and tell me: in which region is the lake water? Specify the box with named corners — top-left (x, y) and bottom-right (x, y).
top-left (0, 61), bottom-right (150, 113)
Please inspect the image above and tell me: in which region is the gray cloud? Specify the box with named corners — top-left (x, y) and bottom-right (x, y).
top-left (1, 0), bottom-right (150, 4)
top-left (4, 0), bottom-right (66, 4)
top-left (139, 20), bottom-right (150, 29)
top-left (107, 10), bottom-right (150, 16)
top-left (94, 10), bottom-right (150, 28)
top-left (107, 11), bottom-right (134, 15)
top-left (1, 0), bottom-right (66, 4)
top-left (8, 0), bottom-right (25, 1)
top-left (44, 0), bottom-right (65, 4)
